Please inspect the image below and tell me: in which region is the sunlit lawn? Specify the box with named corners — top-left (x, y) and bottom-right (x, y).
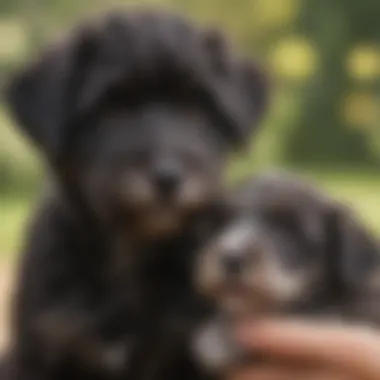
top-left (1, 195), bottom-right (33, 258)
top-left (310, 171), bottom-right (380, 234)
top-left (1, 170), bottom-right (379, 259)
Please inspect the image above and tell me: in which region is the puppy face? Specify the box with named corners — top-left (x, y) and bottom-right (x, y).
top-left (195, 172), bottom-right (380, 319)
top-left (196, 216), bottom-right (321, 316)
top-left (73, 103), bottom-right (226, 238)
top-left (6, 11), bottom-right (268, 240)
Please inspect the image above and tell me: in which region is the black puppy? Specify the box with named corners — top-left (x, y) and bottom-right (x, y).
top-left (192, 171), bottom-right (380, 374)
top-left (4, 9), bottom-right (268, 380)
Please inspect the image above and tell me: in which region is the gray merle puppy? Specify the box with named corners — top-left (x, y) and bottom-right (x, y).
top-left (192, 171), bottom-right (380, 374)
top-left (3, 10), bottom-right (268, 380)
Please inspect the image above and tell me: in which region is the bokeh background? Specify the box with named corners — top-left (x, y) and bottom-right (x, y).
top-left (0, 0), bottom-right (379, 345)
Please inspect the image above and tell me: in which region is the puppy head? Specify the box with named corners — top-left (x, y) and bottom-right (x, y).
top-left (75, 104), bottom-right (230, 239)
top-left (195, 172), bottom-right (380, 319)
top-left (5, 10), bottom-right (268, 239)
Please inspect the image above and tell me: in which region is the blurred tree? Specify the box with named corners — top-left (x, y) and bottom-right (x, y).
top-left (283, 0), bottom-right (380, 166)
top-left (0, 0), bottom-right (19, 14)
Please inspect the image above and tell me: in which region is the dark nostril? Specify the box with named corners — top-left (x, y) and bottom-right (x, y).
top-left (153, 164), bottom-right (181, 194)
top-left (222, 255), bottom-right (244, 275)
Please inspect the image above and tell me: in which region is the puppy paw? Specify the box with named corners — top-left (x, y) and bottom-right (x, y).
top-left (100, 342), bottom-right (132, 375)
top-left (192, 319), bottom-right (243, 374)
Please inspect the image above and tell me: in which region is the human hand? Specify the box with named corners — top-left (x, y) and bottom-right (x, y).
top-left (230, 318), bottom-right (380, 380)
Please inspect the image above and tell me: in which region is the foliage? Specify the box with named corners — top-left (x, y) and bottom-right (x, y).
top-left (283, 0), bottom-right (380, 166)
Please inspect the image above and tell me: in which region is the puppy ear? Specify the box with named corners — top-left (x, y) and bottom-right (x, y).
top-left (326, 203), bottom-right (380, 297)
top-left (5, 28), bottom-right (96, 161)
top-left (239, 59), bottom-right (269, 130)
top-left (217, 60), bottom-right (269, 147)
top-left (202, 29), bottom-right (269, 147)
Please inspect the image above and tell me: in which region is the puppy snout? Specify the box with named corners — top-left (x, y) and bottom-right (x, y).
top-left (221, 255), bottom-right (244, 276)
top-left (152, 162), bottom-right (182, 196)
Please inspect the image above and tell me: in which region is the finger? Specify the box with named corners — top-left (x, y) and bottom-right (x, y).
top-left (235, 319), bottom-right (380, 380)
top-left (230, 364), bottom-right (351, 380)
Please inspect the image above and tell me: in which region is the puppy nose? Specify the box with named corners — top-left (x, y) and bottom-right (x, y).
top-left (152, 164), bottom-right (181, 194)
top-left (222, 255), bottom-right (244, 275)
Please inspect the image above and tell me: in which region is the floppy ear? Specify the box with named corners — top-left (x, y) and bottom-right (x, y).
top-left (5, 28), bottom-right (96, 161)
top-left (218, 60), bottom-right (269, 147)
top-left (325, 204), bottom-right (380, 299)
top-left (201, 30), bottom-right (270, 147)
top-left (238, 59), bottom-right (269, 129)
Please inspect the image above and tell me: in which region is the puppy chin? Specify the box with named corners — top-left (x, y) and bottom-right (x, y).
top-left (137, 209), bottom-right (184, 239)
top-left (219, 294), bottom-right (253, 316)
top-left (214, 284), bottom-right (274, 317)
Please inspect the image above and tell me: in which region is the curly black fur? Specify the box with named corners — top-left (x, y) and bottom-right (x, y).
top-left (3, 9), bottom-right (268, 380)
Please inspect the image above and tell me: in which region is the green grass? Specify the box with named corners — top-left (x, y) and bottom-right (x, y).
top-left (0, 170), bottom-right (379, 258)
top-left (0, 195), bottom-right (34, 257)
